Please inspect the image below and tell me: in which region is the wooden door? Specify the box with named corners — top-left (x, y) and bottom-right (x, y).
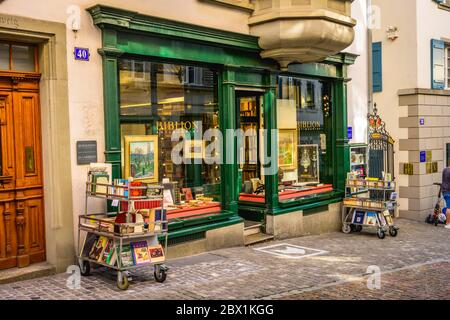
top-left (0, 74), bottom-right (45, 270)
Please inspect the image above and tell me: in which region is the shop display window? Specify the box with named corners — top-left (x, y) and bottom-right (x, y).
top-left (119, 59), bottom-right (221, 219)
top-left (277, 76), bottom-right (334, 201)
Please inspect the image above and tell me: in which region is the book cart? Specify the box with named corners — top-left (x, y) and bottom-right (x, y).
top-left (341, 178), bottom-right (399, 239)
top-left (77, 174), bottom-right (168, 290)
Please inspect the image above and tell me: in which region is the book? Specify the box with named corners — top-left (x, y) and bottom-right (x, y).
top-left (81, 233), bottom-right (98, 258)
top-left (89, 236), bottom-right (108, 261)
top-left (117, 244), bottom-right (134, 268)
top-left (383, 210), bottom-right (394, 225)
top-left (365, 212), bottom-right (378, 226)
top-left (149, 245), bottom-right (165, 263)
top-left (91, 172), bottom-right (109, 195)
top-left (352, 211), bottom-right (366, 224)
top-left (108, 249), bottom-right (117, 266)
top-left (377, 212), bottom-right (387, 227)
top-left (155, 209), bottom-right (167, 231)
top-left (100, 239), bottom-right (114, 264)
top-left (131, 241), bottom-right (150, 266)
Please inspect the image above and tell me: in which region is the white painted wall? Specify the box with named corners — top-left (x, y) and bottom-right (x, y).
top-left (416, 0), bottom-right (450, 88)
top-left (371, 0), bottom-right (419, 210)
top-left (346, 0), bottom-right (369, 144)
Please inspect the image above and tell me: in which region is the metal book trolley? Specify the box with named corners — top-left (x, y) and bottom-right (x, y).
top-left (342, 178), bottom-right (399, 239)
top-left (77, 172), bottom-right (168, 290)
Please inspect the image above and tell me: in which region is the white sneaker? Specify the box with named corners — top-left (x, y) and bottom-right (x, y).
top-left (445, 224), bottom-right (450, 229)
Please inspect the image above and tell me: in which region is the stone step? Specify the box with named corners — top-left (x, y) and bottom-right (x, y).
top-left (244, 223), bottom-right (263, 237)
top-left (0, 262), bottom-right (55, 285)
top-left (244, 233), bottom-right (274, 246)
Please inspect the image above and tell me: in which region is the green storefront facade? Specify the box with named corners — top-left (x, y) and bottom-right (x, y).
top-left (88, 5), bottom-right (357, 246)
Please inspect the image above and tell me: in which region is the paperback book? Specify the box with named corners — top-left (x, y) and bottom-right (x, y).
top-left (365, 212), bottom-right (378, 226)
top-left (149, 245), bottom-right (165, 263)
top-left (131, 241), bottom-right (151, 266)
top-left (118, 244), bottom-right (134, 268)
top-left (352, 211), bottom-right (365, 224)
top-left (89, 236), bottom-right (108, 261)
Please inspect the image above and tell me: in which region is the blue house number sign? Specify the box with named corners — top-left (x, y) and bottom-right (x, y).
top-left (74, 47), bottom-right (90, 61)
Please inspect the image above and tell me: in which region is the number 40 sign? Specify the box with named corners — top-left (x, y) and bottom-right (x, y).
top-left (74, 47), bottom-right (90, 61)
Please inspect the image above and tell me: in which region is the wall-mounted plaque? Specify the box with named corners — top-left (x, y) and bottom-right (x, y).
top-left (77, 141), bottom-right (97, 165)
top-left (402, 163), bottom-right (414, 175)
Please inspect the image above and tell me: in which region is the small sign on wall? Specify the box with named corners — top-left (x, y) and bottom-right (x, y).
top-left (74, 47), bottom-right (90, 61)
top-left (347, 126), bottom-right (353, 140)
top-left (77, 141), bottom-right (97, 165)
top-left (402, 163), bottom-right (414, 175)
top-left (420, 151), bottom-right (426, 163)
top-left (419, 118), bottom-right (425, 126)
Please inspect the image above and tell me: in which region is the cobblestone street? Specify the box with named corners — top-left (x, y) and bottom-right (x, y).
top-left (0, 219), bottom-right (449, 300)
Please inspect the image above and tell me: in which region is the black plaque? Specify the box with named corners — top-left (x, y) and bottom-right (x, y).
top-left (77, 141), bottom-right (97, 165)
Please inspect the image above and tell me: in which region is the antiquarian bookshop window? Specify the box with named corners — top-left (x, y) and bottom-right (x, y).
top-left (118, 59), bottom-right (221, 218)
top-left (277, 76), bottom-right (334, 202)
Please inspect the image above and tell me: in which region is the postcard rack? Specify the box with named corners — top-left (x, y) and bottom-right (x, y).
top-left (341, 178), bottom-right (399, 239)
top-left (77, 174), bottom-right (168, 290)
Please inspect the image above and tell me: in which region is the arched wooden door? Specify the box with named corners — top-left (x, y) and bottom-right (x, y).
top-left (0, 43), bottom-right (45, 270)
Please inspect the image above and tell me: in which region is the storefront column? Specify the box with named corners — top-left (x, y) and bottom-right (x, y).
top-left (263, 74), bottom-right (279, 211)
top-left (98, 29), bottom-right (123, 179)
top-left (220, 69), bottom-right (239, 213)
top-left (334, 79), bottom-right (350, 192)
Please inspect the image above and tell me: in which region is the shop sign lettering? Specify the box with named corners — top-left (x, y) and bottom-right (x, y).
top-left (0, 15), bottom-right (19, 28)
top-left (298, 121), bottom-right (322, 131)
top-left (157, 121), bottom-right (199, 132)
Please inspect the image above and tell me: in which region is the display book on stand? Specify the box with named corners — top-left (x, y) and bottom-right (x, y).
top-left (77, 164), bottom-right (168, 290)
top-left (341, 172), bottom-right (399, 239)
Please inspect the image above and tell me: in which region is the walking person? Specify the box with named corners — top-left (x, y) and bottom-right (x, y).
top-left (441, 166), bottom-right (450, 229)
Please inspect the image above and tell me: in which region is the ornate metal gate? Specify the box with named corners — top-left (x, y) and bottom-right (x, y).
top-left (368, 104), bottom-right (395, 179)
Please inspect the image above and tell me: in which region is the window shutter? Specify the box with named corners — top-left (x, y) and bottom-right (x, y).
top-left (372, 42), bottom-right (382, 93)
top-left (431, 39), bottom-right (445, 90)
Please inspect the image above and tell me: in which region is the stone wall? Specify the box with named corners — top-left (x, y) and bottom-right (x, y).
top-left (266, 202), bottom-right (342, 239)
top-left (398, 88), bottom-right (450, 221)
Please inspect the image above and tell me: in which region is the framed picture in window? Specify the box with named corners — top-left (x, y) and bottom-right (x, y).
top-left (124, 135), bottom-right (159, 183)
top-left (278, 129), bottom-right (298, 170)
top-left (298, 144), bottom-right (320, 184)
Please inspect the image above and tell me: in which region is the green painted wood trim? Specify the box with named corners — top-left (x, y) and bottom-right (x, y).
top-left (159, 214), bottom-right (244, 241)
top-left (263, 74), bottom-right (279, 209)
top-left (271, 195), bottom-right (343, 216)
top-left (168, 210), bottom-right (236, 230)
top-left (326, 53), bottom-right (358, 66)
top-left (333, 80), bottom-right (350, 192)
top-left (87, 4), bottom-right (260, 52)
top-left (219, 69), bottom-right (239, 213)
top-left (115, 33), bottom-right (274, 70)
top-left (287, 63), bottom-right (339, 79)
top-left (99, 52), bottom-right (122, 179)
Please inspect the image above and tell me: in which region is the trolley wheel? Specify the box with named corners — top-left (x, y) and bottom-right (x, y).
top-left (377, 229), bottom-right (386, 239)
top-left (79, 260), bottom-right (91, 276)
top-left (389, 227), bottom-right (398, 237)
top-left (154, 266), bottom-right (167, 283)
top-left (117, 272), bottom-right (129, 290)
top-left (342, 224), bottom-right (352, 234)
top-left (355, 225), bottom-right (363, 232)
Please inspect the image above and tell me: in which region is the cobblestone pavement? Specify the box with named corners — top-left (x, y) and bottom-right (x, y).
top-left (0, 219), bottom-right (449, 300)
